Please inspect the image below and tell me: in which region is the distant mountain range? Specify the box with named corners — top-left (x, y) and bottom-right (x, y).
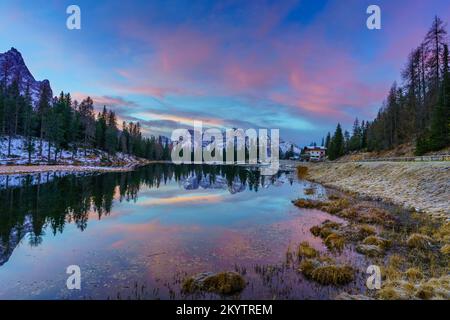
top-left (0, 47), bottom-right (52, 106)
top-left (178, 129), bottom-right (301, 156)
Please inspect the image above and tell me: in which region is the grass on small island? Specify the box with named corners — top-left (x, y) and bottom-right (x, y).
top-left (297, 241), bottom-right (319, 259)
top-left (304, 187), bottom-right (316, 195)
top-left (297, 166), bottom-right (308, 179)
top-left (182, 272), bottom-right (246, 295)
top-left (297, 248), bottom-right (355, 286)
top-left (292, 169), bottom-right (450, 299)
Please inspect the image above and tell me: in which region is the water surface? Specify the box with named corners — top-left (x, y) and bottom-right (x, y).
top-left (0, 164), bottom-right (367, 299)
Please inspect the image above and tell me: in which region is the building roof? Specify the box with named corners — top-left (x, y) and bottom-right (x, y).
top-left (305, 146), bottom-right (326, 150)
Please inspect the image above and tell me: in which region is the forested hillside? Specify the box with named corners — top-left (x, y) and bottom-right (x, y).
top-left (325, 17), bottom-right (450, 160)
top-left (0, 49), bottom-right (171, 164)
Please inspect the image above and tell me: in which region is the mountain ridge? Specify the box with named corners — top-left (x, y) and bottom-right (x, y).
top-left (0, 47), bottom-right (52, 106)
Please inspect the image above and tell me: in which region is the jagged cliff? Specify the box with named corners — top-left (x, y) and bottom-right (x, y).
top-left (0, 47), bottom-right (52, 106)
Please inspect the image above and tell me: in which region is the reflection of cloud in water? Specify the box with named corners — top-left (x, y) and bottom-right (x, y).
top-left (137, 194), bottom-right (224, 206)
top-left (104, 220), bottom-right (203, 237)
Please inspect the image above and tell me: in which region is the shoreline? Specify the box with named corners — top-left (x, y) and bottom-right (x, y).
top-left (0, 161), bottom-right (171, 175)
top-left (0, 164), bottom-right (139, 175)
top-left (299, 161), bottom-right (449, 219)
top-left (1, 160), bottom-right (448, 221)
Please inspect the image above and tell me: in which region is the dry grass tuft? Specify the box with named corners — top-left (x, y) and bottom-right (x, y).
top-left (202, 272), bottom-right (246, 295)
top-left (406, 233), bottom-right (434, 250)
top-left (358, 225), bottom-right (377, 238)
top-left (356, 244), bottom-right (384, 257)
top-left (297, 166), bottom-right (308, 179)
top-left (433, 221), bottom-right (450, 243)
top-left (377, 274), bottom-right (450, 300)
top-left (363, 235), bottom-right (392, 249)
top-left (310, 220), bottom-right (342, 239)
top-left (324, 233), bottom-right (345, 252)
top-left (388, 254), bottom-right (405, 269)
top-left (343, 204), bottom-right (394, 226)
top-left (182, 272), bottom-right (246, 295)
top-left (297, 242), bottom-right (319, 259)
top-left (328, 194), bottom-right (341, 201)
top-left (294, 199), bottom-right (324, 209)
top-left (310, 225), bottom-right (322, 237)
top-left (440, 244), bottom-right (450, 255)
top-left (405, 268), bottom-right (423, 281)
top-left (298, 259), bottom-right (320, 278)
top-left (310, 265), bottom-right (354, 285)
top-left (321, 198), bottom-right (351, 215)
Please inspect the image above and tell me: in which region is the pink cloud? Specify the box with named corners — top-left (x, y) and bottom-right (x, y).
top-left (72, 92), bottom-right (136, 108)
top-left (107, 0), bottom-right (401, 124)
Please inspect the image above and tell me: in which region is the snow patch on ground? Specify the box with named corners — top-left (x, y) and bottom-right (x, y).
top-left (0, 136), bottom-right (141, 166)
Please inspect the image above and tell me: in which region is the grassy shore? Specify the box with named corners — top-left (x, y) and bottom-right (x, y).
top-left (300, 161), bottom-right (449, 218)
top-left (0, 160), bottom-right (171, 175)
top-left (293, 165), bottom-right (449, 300)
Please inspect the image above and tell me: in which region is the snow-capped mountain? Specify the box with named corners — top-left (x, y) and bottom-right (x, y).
top-left (0, 47), bottom-right (52, 106)
top-left (172, 130), bottom-right (301, 156)
top-left (0, 215), bottom-right (33, 266)
top-left (279, 140), bottom-right (302, 155)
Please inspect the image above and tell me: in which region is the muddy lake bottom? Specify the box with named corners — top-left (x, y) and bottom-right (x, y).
top-left (0, 164), bottom-right (389, 299)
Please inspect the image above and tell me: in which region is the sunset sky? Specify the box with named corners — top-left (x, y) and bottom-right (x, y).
top-left (1, 0), bottom-right (450, 145)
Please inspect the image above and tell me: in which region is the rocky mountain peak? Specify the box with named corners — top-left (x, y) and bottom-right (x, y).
top-left (0, 47), bottom-right (53, 106)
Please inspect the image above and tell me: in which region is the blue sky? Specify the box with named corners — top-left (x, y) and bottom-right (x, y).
top-left (1, 0), bottom-right (450, 145)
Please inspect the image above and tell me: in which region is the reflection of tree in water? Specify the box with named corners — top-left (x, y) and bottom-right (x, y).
top-left (0, 164), bottom-right (291, 260)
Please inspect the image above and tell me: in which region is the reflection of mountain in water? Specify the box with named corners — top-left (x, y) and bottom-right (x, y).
top-left (0, 164), bottom-right (294, 267)
top-left (181, 175), bottom-right (246, 194)
top-left (0, 216), bottom-right (34, 266)
top-left (181, 172), bottom-right (294, 194)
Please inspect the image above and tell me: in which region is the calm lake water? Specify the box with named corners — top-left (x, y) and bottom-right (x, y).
top-left (0, 164), bottom-right (369, 299)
